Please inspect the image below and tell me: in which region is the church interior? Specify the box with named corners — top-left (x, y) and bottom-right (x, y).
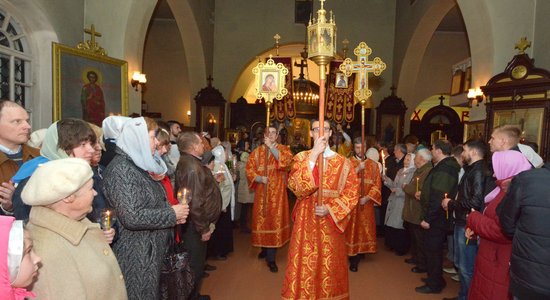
top-left (9, 0), bottom-right (550, 162)
top-left (4, 0), bottom-right (550, 299)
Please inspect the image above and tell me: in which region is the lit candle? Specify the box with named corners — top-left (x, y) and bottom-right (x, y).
top-left (106, 210), bottom-right (111, 230)
top-left (177, 188), bottom-right (188, 204)
top-left (380, 150), bottom-right (386, 175)
top-left (415, 177), bottom-right (419, 192)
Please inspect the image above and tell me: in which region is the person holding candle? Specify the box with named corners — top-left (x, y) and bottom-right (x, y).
top-left (416, 139), bottom-right (460, 294)
top-left (281, 120), bottom-right (359, 300)
top-left (155, 127), bottom-right (190, 243)
top-left (402, 148), bottom-right (432, 271)
top-left (208, 145), bottom-right (235, 261)
top-left (381, 144), bottom-right (406, 242)
top-left (383, 152), bottom-right (416, 257)
top-left (22, 158), bottom-right (127, 299)
top-left (103, 117), bottom-right (188, 300)
top-left (441, 139), bottom-right (489, 300)
top-left (176, 132), bottom-right (222, 300)
top-left (465, 150), bottom-right (531, 300)
top-left (345, 137), bottom-right (382, 272)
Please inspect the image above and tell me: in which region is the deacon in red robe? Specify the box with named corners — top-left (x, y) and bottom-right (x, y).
top-left (246, 124), bottom-right (292, 272)
top-left (282, 121), bottom-right (359, 300)
top-left (345, 138), bottom-right (382, 272)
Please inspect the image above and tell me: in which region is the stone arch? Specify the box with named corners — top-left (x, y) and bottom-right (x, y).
top-left (397, 0), bottom-right (493, 132)
top-left (121, 0), bottom-right (207, 120)
top-left (0, 0), bottom-right (59, 127)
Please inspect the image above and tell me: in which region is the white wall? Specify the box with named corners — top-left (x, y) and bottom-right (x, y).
top-left (143, 19), bottom-right (190, 125)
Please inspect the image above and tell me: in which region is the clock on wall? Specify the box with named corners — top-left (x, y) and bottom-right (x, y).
top-left (511, 65), bottom-right (527, 79)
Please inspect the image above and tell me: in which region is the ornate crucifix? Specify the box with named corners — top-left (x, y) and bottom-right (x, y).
top-left (339, 42), bottom-right (386, 199)
top-left (78, 24), bottom-right (106, 55)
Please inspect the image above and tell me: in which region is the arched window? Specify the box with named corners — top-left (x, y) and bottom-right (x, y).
top-left (0, 9), bottom-right (31, 107)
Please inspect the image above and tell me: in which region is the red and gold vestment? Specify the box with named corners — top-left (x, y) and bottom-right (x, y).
top-left (345, 156), bottom-right (382, 255)
top-left (246, 144), bottom-right (292, 248)
top-left (282, 151), bottom-right (358, 300)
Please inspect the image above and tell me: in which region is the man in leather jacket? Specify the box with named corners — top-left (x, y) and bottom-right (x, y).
top-left (176, 132), bottom-right (222, 300)
top-left (442, 139), bottom-right (488, 300)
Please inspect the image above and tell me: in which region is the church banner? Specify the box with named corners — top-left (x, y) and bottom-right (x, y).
top-left (270, 57), bottom-right (295, 122)
top-left (327, 60), bottom-right (355, 124)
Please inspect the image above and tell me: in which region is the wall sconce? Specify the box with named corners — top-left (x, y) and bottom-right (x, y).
top-left (467, 87), bottom-right (484, 107)
top-left (131, 71), bottom-right (147, 92)
top-left (187, 110), bottom-right (191, 118)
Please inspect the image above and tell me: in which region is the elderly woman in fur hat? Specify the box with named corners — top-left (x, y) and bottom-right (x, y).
top-left (22, 158), bottom-right (127, 299)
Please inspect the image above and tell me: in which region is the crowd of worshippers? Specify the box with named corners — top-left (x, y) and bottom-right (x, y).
top-left (0, 99), bottom-right (549, 300)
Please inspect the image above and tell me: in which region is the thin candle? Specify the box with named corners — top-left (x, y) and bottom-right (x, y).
top-left (106, 210), bottom-right (111, 230)
top-left (466, 238), bottom-right (470, 245)
top-left (183, 188), bottom-right (187, 204)
top-left (380, 150), bottom-right (386, 175)
top-left (415, 177), bottom-right (419, 193)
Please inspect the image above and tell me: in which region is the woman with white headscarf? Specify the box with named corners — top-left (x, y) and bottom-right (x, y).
top-left (100, 116), bottom-right (130, 166)
top-left (102, 117), bottom-right (188, 300)
top-left (383, 152), bottom-right (416, 256)
top-left (366, 147), bottom-right (383, 174)
top-left (208, 144), bottom-right (235, 260)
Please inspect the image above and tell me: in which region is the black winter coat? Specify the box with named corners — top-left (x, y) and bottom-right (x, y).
top-left (420, 156), bottom-right (460, 229)
top-left (498, 162), bottom-right (550, 299)
top-left (449, 160), bottom-right (487, 226)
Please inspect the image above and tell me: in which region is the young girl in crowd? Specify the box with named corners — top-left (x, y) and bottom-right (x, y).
top-left (0, 216), bottom-right (41, 299)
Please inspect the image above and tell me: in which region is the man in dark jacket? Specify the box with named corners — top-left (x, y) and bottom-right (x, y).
top-left (498, 162), bottom-right (550, 300)
top-left (442, 139), bottom-right (488, 300)
top-left (416, 139), bottom-right (460, 294)
top-left (176, 132), bottom-right (222, 300)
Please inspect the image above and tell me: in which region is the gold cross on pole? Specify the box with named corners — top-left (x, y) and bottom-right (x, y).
top-left (339, 42), bottom-right (386, 103)
top-left (84, 24), bottom-right (102, 50)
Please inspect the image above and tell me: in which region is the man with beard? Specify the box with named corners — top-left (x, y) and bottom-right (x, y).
top-left (345, 137), bottom-right (382, 271)
top-left (442, 139), bottom-right (488, 300)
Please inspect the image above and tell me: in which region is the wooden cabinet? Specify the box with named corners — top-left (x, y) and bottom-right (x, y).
top-left (482, 52), bottom-right (550, 161)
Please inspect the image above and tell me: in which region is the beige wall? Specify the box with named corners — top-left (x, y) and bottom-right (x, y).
top-left (143, 19), bottom-right (190, 125)
top-left (415, 32), bottom-right (470, 104)
top-left (213, 0), bottom-right (396, 104)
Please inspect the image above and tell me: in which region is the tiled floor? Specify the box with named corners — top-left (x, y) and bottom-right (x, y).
top-left (202, 230), bottom-right (459, 299)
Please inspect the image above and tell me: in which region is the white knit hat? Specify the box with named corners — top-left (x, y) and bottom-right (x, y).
top-left (21, 158), bottom-right (93, 206)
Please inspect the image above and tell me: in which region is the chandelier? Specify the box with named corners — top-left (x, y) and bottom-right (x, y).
top-left (293, 30), bottom-right (320, 113)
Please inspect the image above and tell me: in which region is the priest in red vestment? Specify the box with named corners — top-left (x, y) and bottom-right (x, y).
top-left (345, 137), bottom-right (382, 272)
top-left (282, 120), bottom-right (359, 300)
top-left (245, 124), bottom-right (292, 273)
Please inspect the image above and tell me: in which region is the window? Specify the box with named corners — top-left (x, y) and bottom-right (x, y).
top-left (0, 9), bottom-right (31, 108)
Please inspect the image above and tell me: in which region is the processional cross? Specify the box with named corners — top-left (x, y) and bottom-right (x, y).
top-left (339, 42), bottom-right (386, 102)
top-left (339, 42), bottom-right (386, 198)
